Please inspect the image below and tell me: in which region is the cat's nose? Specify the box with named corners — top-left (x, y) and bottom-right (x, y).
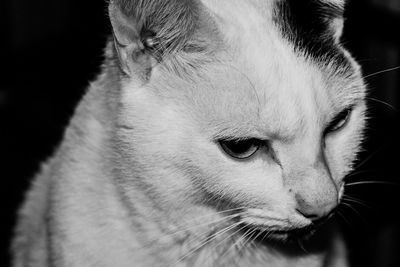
top-left (295, 193), bottom-right (337, 221)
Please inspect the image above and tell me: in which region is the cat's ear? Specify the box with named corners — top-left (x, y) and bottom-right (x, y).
top-left (326, 0), bottom-right (346, 42)
top-left (108, 0), bottom-right (199, 80)
top-left (109, 3), bottom-right (153, 80)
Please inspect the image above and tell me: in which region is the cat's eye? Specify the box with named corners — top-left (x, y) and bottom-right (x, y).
top-left (325, 107), bottom-right (353, 134)
top-left (219, 138), bottom-right (262, 159)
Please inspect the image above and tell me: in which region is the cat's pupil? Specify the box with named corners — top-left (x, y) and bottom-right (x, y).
top-left (227, 140), bottom-right (253, 153)
top-left (219, 138), bottom-right (261, 159)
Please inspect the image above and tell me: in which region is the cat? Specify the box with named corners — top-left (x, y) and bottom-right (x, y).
top-left (12, 0), bottom-right (367, 266)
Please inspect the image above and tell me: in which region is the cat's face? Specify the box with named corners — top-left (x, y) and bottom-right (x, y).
top-left (113, 0), bottom-right (366, 237)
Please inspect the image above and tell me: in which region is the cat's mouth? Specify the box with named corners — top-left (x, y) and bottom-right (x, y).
top-left (266, 226), bottom-right (318, 241)
top-left (239, 224), bottom-right (318, 242)
top-left (237, 213), bottom-right (333, 243)
top-left (237, 210), bottom-right (329, 242)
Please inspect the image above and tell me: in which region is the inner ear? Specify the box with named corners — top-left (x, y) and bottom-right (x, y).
top-left (109, 4), bottom-right (154, 80)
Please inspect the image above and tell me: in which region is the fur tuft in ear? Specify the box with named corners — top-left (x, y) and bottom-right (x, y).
top-left (330, 17), bottom-right (344, 43)
top-left (319, 1), bottom-right (346, 42)
top-left (109, 5), bottom-right (151, 79)
top-left (109, 0), bottom-right (199, 80)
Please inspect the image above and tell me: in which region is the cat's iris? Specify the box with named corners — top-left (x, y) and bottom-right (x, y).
top-left (219, 138), bottom-right (262, 159)
top-left (325, 107), bottom-right (353, 134)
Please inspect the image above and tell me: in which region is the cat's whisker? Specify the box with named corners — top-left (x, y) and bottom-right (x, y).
top-left (225, 225), bottom-right (251, 255)
top-left (335, 209), bottom-right (352, 228)
top-left (341, 202), bottom-right (365, 223)
top-left (213, 224), bottom-right (250, 261)
top-left (205, 223), bottom-right (249, 258)
top-left (250, 228), bottom-right (265, 246)
top-left (345, 180), bottom-right (399, 187)
top-left (365, 97), bottom-right (397, 111)
top-left (261, 229), bottom-right (273, 242)
top-left (214, 206), bottom-right (247, 214)
top-left (180, 214), bottom-right (244, 254)
top-left (342, 194), bottom-right (381, 215)
top-left (238, 227), bottom-right (256, 252)
top-left (363, 66), bottom-right (400, 79)
top-left (231, 226), bottom-right (258, 259)
top-left (178, 207), bottom-right (244, 225)
top-left (239, 228), bottom-right (258, 258)
top-left (353, 147), bottom-right (384, 170)
top-left (245, 228), bottom-right (266, 257)
top-left (354, 58), bottom-right (377, 64)
top-left (170, 221), bottom-right (242, 267)
top-left (342, 196), bottom-right (373, 209)
top-left (345, 169), bottom-right (373, 178)
top-left (297, 239), bottom-right (309, 254)
top-left (168, 207), bottom-right (244, 231)
top-left (142, 212), bottom-right (242, 249)
top-left (177, 212), bottom-right (241, 232)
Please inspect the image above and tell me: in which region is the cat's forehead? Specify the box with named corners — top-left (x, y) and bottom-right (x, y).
top-left (142, 0), bottom-right (364, 139)
top-left (199, 0), bottom-right (356, 86)
top-left (183, 62), bottom-right (362, 142)
top-left (201, 0), bottom-right (346, 63)
top-left (185, 62), bottom-right (326, 141)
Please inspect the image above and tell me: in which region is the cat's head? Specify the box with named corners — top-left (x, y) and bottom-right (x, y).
top-left (109, 0), bottom-right (366, 237)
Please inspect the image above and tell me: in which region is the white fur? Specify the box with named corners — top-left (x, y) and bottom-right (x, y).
top-left (12, 1), bottom-right (366, 266)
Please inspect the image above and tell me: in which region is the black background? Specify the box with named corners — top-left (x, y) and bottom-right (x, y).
top-left (1, 0), bottom-right (399, 266)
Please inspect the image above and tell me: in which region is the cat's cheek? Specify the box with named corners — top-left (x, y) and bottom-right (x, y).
top-left (324, 120), bottom-right (365, 181)
top-left (193, 153), bottom-right (288, 208)
top-left (325, 137), bottom-right (353, 182)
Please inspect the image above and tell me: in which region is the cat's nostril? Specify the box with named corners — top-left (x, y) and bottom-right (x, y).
top-left (297, 208), bottom-right (336, 227)
top-left (296, 208), bottom-right (320, 221)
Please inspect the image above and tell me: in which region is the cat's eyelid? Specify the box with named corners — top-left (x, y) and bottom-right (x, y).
top-left (217, 136), bottom-right (265, 142)
top-left (325, 105), bottom-right (355, 134)
top-left (212, 131), bottom-right (268, 142)
top-left (338, 104), bottom-right (356, 118)
top-left (330, 102), bottom-right (358, 120)
top-left (337, 98), bottom-right (364, 113)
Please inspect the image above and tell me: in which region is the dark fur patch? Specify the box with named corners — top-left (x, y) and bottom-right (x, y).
top-left (274, 0), bottom-right (351, 70)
